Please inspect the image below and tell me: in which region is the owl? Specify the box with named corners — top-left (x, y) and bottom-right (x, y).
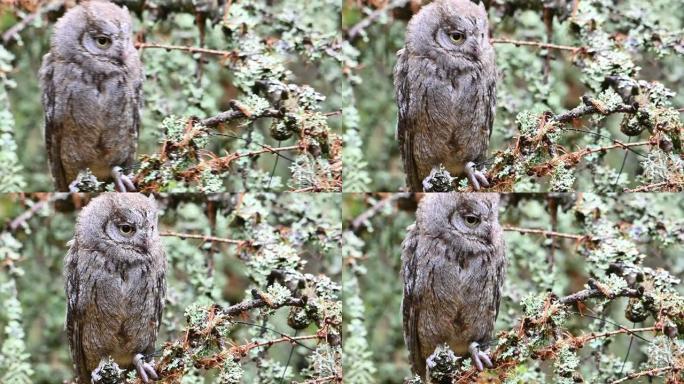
top-left (401, 193), bottom-right (505, 378)
top-left (64, 193), bottom-right (166, 383)
top-left (394, 0), bottom-right (497, 191)
top-left (40, 0), bottom-right (143, 192)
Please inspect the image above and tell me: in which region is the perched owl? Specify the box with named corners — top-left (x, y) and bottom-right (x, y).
top-left (64, 193), bottom-right (166, 383)
top-left (40, 0), bottom-right (143, 192)
top-left (394, 0), bottom-right (497, 191)
top-left (401, 193), bottom-right (505, 378)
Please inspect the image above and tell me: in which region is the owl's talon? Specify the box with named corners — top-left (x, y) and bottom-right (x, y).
top-left (465, 162), bottom-right (489, 191)
top-left (469, 342), bottom-right (493, 371)
top-left (68, 179), bottom-right (80, 193)
top-left (133, 354), bottom-right (158, 382)
top-left (111, 166), bottom-right (136, 192)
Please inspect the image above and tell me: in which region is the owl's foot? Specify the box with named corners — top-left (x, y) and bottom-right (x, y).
top-left (468, 342), bottom-right (493, 371)
top-left (91, 357), bottom-right (123, 383)
top-left (68, 179), bottom-right (80, 193)
top-left (133, 353), bottom-right (159, 383)
top-left (111, 166), bottom-right (136, 192)
top-left (464, 162), bottom-right (489, 191)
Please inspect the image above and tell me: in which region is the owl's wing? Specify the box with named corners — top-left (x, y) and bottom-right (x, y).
top-left (40, 53), bottom-right (68, 191)
top-left (493, 238), bottom-right (506, 321)
top-left (153, 248), bottom-right (166, 340)
top-left (126, 66), bottom-right (144, 170)
top-left (485, 76), bottom-right (497, 140)
top-left (401, 225), bottom-right (426, 376)
top-left (64, 242), bottom-right (93, 382)
top-left (394, 49), bottom-right (422, 191)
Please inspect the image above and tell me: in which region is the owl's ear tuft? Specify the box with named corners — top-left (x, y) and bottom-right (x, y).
top-left (147, 193), bottom-right (156, 205)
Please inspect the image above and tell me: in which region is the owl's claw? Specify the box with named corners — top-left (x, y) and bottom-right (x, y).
top-left (468, 342), bottom-right (493, 371)
top-left (111, 166), bottom-right (136, 192)
top-left (133, 354), bottom-right (158, 383)
top-left (465, 162), bottom-right (489, 191)
top-left (68, 179), bottom-right (80, 193)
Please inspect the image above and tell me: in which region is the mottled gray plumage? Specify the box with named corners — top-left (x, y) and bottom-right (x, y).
top-left (40, 1), bottom-right (143, 192)
top-left (401, 193), bottom-right (505, 378)
top-left (64, 193), bottom-right (166, 383)
top-left (394, 0), bottom-right (497, 191)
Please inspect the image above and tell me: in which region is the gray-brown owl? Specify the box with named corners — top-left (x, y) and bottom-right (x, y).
top-left (40, 1), bottom-right (143, 192)
top-left (394, 0), bottom-right (497, 191)
top-left (401, 193), bottom-right (505, 378)
top-left (64, 193), bottom-right (166, 383)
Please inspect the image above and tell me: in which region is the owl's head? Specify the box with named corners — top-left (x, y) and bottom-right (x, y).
top-left (416, 193), bottom-right (500, 244)
top-left (75, 193), bottom-right (160, 256)
top-left (406, 0), bottom-right (493, 69)
top-left (52, 1), bottom-right (137, 72)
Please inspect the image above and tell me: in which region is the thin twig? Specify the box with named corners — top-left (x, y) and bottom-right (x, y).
top-left (135, 42), bottom-right (236, 57)
top-left (300, 375), bottom-right (343, 384)
top-left (526, 140), bottom-right (653, 178)
top-left (200, 108), bottom-right (282, 128)
top-left (6, 196), bottom-right (55, 232)
top-left (624, 181), bottom-right (684, 192)
top-left (610, 366), bottom-right (674, 384)
top-left (345, 0), bottom-right (409, 41)
top-left (560, 127), bottom-right (646, 158)
top-left (241, 333), bottom-right (322, 353)
top-left (580, 140), bottom-right (652, 156)
top-left (582, 326), bottom-right (658, 343)
top-left (220, 295), bottom-right (306, 317)
top-left (2, 1), bottom-right (63, 45)
top-left (503, 226), bottom-right (588, 241)
top-left (160, 231), bottom-right (245, 245)
top-left (491, 38), bottom-right (583, 52)
top-left (558, 285), bottom-right (642, 305)
top-left (209, 131), bottom-right (295, 163)
top-left (552, 101), bottom-right (637, 123)
top-left (350, 193), bottom-right (409, 232)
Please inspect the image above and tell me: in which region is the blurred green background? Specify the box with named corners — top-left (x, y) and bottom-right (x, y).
top-left (0, 192), bottom-right (342, 383)
top-left (1, 0), bottom-right (344, 191)
top-left (343, 193), bottom-right (684, 383)
top-left (342, 0), bottom-right (684, 192)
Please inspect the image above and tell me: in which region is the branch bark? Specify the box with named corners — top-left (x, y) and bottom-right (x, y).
top-left (558, 283), bottom-right (642, 305)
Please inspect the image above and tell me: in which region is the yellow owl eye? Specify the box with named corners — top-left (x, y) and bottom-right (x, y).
top-left (95, 36), bottom-right (111, 48)
top-left (464, 215), bottom-right (480, 227)
top-left (119, 224), bottom-right (135, 235)
top-left (449, 32), bottom-right (465, 44)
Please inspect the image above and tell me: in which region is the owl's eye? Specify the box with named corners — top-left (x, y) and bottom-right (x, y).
top-left (118, 223), bottom-right (135, 235)
top-left (95, 36), bottom-right (112, 49)
top-left (449, 31), bottom-right (465, 44)
top-left (463, 214), bottom-right (481, 227)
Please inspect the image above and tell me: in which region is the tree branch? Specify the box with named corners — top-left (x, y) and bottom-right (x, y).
top-left (490, 38), bottom-right (583, 53)
top-left (558, 283), bottom-right (642, 305)
top-left (503, 226), bottom-right (588, 241)
top-left (200, 108), bottom-right (282, 128)
top-left (624, 180), bottom-right (684, 192)
top-left (610, 366), bottom-right (675, 384)
top-left (350, 193), bottom-right (409, 233)
top-left (159, 231), bottom-right (246, 245)
top-left (218, 293), bottom-right (306, 317)
top-left (551, 98), bottom-right (637, 123)
top-left (135, 42), bottom-right (237, 58)
top-left (2, 1), bottom-right (65, 45)
top-left (345, 0), bottom-right (409, 41)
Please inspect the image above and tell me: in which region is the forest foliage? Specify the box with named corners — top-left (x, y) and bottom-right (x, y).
top-left (343, 193), bottom-right (684, 383)
top-left (0, 193), bottom-right (342, 383)
top-left (1, 0), bottom-right (344, 192)
top-left (342, 0), bottom-right (684, 192)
